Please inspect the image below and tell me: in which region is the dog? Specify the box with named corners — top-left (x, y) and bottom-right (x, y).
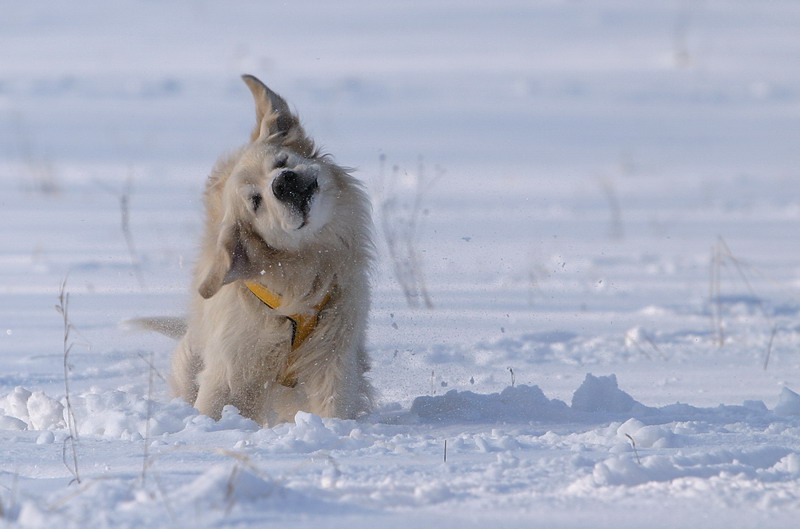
top-left (146, 75), bottom-right (374, 425)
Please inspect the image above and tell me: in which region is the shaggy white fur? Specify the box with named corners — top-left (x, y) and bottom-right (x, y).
top-left (169, 75), bottom-right (374, 425)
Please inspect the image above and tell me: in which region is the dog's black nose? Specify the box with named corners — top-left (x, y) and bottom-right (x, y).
top-left (272, 170), bottom-right (318, 213)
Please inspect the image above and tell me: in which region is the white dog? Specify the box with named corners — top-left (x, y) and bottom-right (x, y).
top-left (159, 75), bottom-right (374, 425)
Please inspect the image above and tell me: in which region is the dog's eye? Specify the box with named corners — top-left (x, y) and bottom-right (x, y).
top-left (250, 193), bottom-right (263, 212)
top-left (274, 155), bottom-right (288, 169)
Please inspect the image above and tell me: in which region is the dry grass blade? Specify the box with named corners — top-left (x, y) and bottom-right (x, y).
top-left (377, 155), bottom-right (438, 309)
top-left (136, 351), bottom-right (167, 383)
top-left (709, 237), bottom-right (789, 369)
top-left (120, 172), bottom-right (147, 291)
top-left (625, 328), bottom-right (667, 361)
top-left (48, 479), bottom-right (98, 511)
top-left (57, 278), bottom-right (81, 485)
top-left (141, 351), bottom-right (156, 486)
top-left (763, 324), bottom-right (778, 371)
top-left (625, 433), bottom-right (642, 465)
top-left (224, 464), bottom-right (242, 515)
top-left (709, 242), bottom-right (724, 347)
top-left (94, 173), bottom-right (146, 291)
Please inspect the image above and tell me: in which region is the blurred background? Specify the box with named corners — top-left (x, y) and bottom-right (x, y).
top-left (1, 0), bottom-right (800, 404)
top-left (4, 1), bottom-right (799, 177)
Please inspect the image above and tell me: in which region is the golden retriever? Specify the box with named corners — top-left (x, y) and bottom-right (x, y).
top-left (162, 75), bottom-right (374, 425)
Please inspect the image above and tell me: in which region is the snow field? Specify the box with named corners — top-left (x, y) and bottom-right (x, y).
top-left (2, 374), bottom-right (800, 527)
top-left (2, 0), bottom-right (800, 527)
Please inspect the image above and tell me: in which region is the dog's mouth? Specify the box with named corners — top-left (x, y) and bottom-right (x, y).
top-left (271, 170), bottom-right (318, 228)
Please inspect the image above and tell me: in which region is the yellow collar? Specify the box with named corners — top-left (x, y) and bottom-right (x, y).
top-left (243, 280), bottom-right (333, 387)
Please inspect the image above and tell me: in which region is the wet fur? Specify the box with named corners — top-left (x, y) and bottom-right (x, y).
top-left (171, 75), bottom-right (374, 425)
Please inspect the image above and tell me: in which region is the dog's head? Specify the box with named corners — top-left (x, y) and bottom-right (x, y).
top-left (198, 75), bottom-right (364, 299)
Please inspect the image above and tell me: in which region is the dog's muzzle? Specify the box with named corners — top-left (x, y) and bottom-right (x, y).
top-left (272, 170), bottom-right (318, 221)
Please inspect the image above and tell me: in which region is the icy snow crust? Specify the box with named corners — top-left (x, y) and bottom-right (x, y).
top-left (3, 1), bottom-right (800, 527)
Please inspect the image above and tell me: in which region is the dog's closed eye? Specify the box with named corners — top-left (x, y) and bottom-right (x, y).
top-left (250, 192), bottom-right (263, 212)
top-left (274, 155), bottom-right (288, 169)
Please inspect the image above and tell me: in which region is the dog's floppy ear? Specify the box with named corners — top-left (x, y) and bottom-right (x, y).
top-left (242, 74), bottom-right (316, 155)
top-left (198, 222), bottom-right (252, 299)
top-left (242, 74), bottom-right (296, 142)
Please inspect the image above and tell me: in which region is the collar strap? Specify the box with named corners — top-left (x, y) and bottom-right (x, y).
top-left (243, 280), bottom-right (333, 387)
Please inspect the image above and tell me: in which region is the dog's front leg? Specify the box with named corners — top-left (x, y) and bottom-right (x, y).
top-left (193, 366), bottom-right (231, 420)
top-left (227, 377), bottom-right (271, 423)
top-left (302, 346), bottom-right (367, 420)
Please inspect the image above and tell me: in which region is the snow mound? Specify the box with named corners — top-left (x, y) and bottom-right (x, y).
top-left (410, 384), bottom-right (569, 423)
top-left (73, 389), bottom-right (198, 439)
top-left (571, 373), bottom-right (653, 414)
top-left (0, 414), bottom-right (27, 430)
top-left (175, 464), bottom-right (278, 506)
top-left (184, 404), bottom-right (261, 433)
top-left (250, 412), bottom-right (374, 453)
top-left (0, 387), bottom-right (261, 439)
top-left (410, 373), bottom-right (654, 423)
top-left (172, 463), bottom-right (340, 514)
top-left (615, 418), bottom-right (675, 449)
top-left (578, 445), bottom-right (795, 489)
top-left (773, 387), bottom-right (800, 416)
top-left (0, 387), bottom-right (65, 430)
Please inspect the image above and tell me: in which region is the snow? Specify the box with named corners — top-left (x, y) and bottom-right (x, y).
top-left (2, 0), bottom-right (800, 527)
